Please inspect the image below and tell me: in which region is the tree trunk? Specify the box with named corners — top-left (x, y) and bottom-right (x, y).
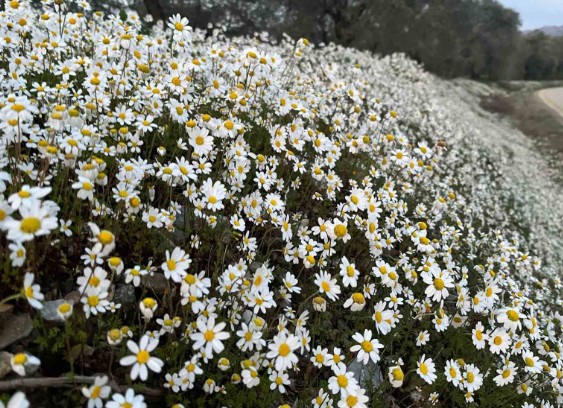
top-left (143, 0), bottom-right (167, 22)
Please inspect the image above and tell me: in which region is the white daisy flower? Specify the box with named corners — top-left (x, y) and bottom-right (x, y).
top-left (119, 335), bottom-right (164, 381)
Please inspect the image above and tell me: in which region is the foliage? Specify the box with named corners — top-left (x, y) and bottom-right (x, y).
top-left (124, 0), bottom-right (563, 81)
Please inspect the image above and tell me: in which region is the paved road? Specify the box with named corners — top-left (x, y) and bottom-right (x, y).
top-left (537, 87), bottom-right (563, 118)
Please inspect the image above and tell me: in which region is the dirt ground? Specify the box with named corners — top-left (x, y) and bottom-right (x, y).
top-left (480, 89), bottom-right (563, 183)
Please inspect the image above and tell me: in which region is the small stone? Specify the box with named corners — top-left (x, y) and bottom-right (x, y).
top-left (40, 299), bottom-right (73, 322)
top-left (0, 314), bottom-right (33, 350)
top-left (299, 218), bottom-right (309, 228)
top-left (0, 303), bottom-right (13, 314)
top-left (64, 290), bottom-right (81, 304)
top-left (348, 358), bottom-right (382, 391)
top-left (242, 309), bottom-right (253, 324)
top-left (113, 284), bottom-right (136, 305)
top-left (0, 351), bottom-right (12, 379)
top-left (142, 273), bottom-right (167, 294)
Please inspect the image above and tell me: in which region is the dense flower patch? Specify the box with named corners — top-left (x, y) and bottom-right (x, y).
top-left (0, 1), bottom-right (562, 407)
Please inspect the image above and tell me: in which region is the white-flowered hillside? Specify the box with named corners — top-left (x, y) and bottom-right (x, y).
top-left (0, 1), bottom-right (562, 407)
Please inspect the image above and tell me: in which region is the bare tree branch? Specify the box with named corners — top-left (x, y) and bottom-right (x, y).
top-left (0, 376), bottom-right (163, 397)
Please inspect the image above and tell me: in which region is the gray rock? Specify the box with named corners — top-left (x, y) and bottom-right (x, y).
top-left (0, 314), bottom-right (33, 350)
top-left (64, 290), bottom-right (81, 304)
top-left (242, 309), bottom-right (253, 324)
top-left (348, 358), bottom-right (383, 392)
top-left (113, 284), bottom-right (136, 304)
top-left (0, 351), bottom-right (12, 379)
top-left (40, 299), bottom-right (73, 322)
top-left (142, 273), bottom-right (167, 294)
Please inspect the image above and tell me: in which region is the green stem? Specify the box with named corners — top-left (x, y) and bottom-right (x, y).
top-left (0, 293), bottom-right (23, 305)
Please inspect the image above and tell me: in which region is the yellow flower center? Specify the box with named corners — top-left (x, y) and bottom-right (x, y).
top-left (334, 224), bottom-right (347, 238)
top-left (507, 310), bottom-right (519, 322)
top-left (98, 230), bottom-right (114, 245)
top-left (361, 340), bottom-right (373, 352)
top-left (466, 372), bottom-right (475, 383)
top-left (392, 367), bottom-right (404, 380)
top-left (24, 286), bottom-right (34, 299)
top-left (278, 343), bottom-right (290, 357)
top-left (137, 350), bottom-right (150, 364)
top-left (91, 385), bottom-right (101, 399)
top-left (313, 296), bottom-right (325, 305)
top-left (20, 217), bottom-right (41, 233)
top-left (433, 278), bottom-right (445, 290)
top-left (419, 363), bottom-right (428, 375)
top-left (167, 259), bottom-right (177, 271)
top-left (13, 353), bottom-right (27, 365)
top-left (204, 330), bottom-right (215, 342)
top-left (346, 395), bottom-right (358, 407)
top-left (108, 329), bottom-right (121, 341)
top-left (143, 298), bottom-right (156, 308)
top-left (352, 293), bottom-right (365, 304)
top-left (337, 374), bottom-right (348, 388)
top-left (109, 257), bottom-right (121, 267)
top-left (89, 276), bottom-right (100, 287)
top-left (58, 303), bottom-right (71, 314)
top-left (87, 295), bottom-right (99, 307)
top-left (494, 336), bottom-right (502, 346)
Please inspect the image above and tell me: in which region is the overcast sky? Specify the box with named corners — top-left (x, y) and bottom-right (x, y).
top-left (499, 0), bottom-right (563, 30)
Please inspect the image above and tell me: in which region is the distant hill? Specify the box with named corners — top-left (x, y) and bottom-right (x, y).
top-left (524, 25), bottom-right (563, 37)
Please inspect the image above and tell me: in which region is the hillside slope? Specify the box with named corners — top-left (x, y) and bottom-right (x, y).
top-left (0, 3), bottom-right (562, 407)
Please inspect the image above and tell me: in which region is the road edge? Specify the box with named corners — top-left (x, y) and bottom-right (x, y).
top-left (536, 88), bottom-right (563, 120)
